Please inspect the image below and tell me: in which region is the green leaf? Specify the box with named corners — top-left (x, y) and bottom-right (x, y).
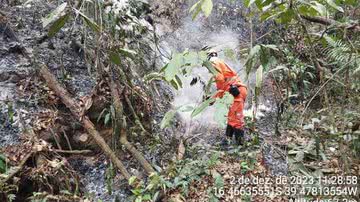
top-left (240, 162), bottom-right (250, 170)
top-left (175, 75), bottom-right (183, 89)
top-left (184, 51), bottom-right (201, 66)
top-left (245, 45), bottom-right (261, 75)
top-left (261, 0), bottom-right (276, 8)
top-left (325, 0), bottom-right (344, 12)
top-left (324, 35), bottom-right (336, 47)
top-left (165, 54), bottom-right (183, 81)
top-left (42, 2), bottom-right (68, 28)
top-left (119, 48), bottom-right (137, 59)
top-left (244, 0), bottom-right (256, 7)
top-left (76, 10), bottom-right (101, 32)
top-left (298, 5), bottom-right (318, 17)
top-left (143, 72), bottom-right (164, 83)
top-left (260, 11), bottom-right (277, 21)
top-left (190, 1), bottom-right (201, 13)
top-left (160, 110), bottom-right (176, 129)
top-left (256, 65), bottom-right (263, 89)
top-left (170, 79), bottom-right (180, 90)
top-left (198, 51), bottom-right (208, 61)
top-left (109, 52), bottom-right (121, 66)
top-left (143, 194), bottom-right (152, 200)
top-left (104, 113), bottom-right (111, 125)
top-left (224, 48), bottom-right (236, 62)
top-left (48, 13), bottom-right (70, 37)
top-left (179, 105), bottom-right (194, 112)
top-left (343, 0), bottom-right (357, 5)
top-left (262, 44), bottom-right (279, 51)
top-left (249, 45), bottom-right (261, 58)
top-left (277, 9), bottom-right (295, 24)
top-left (0, 154), bottom-right (6, 162)
top-left (212, 170), bottom-right (224, 188)
top-left (191, 98), bottom-right (216, 117)
top-left (259, 47), bottom-right (269, 68)
top-left (203, 60), bottom-right (219, 75)
top-left (310, 2), bottom-right (327, 16)
top-left (0, 158), bottom-right (6, 173)
top-left (213, 93), bottom-right (233, 127)
top-left (201, 0), bottom-right (213, 17)
top-left (190, 1), bottom-right (203, 20)
top-left (128, 176), bottom-right (137, 186)
top-left (269, 65), bottom-right (288, 73)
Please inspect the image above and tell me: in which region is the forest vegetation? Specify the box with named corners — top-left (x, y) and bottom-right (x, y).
top-left (0, 0), bottom-right (359, 201)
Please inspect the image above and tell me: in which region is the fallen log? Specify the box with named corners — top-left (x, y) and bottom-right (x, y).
top-left (39, 65), bottom-right (131, 180)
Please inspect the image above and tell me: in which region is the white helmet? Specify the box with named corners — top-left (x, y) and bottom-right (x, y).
top-left (207, 48), bottom-right (218, 59)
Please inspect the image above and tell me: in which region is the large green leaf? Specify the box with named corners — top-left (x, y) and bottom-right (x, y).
top-left (190, 1), bottom-right (203, 20)
top-left (76, 10), bottom-right (101, 32)
top-left (48, 14), bottom-right (70, 37)
top-left (245, 45), bottom-right (261, 75)
top-left (310, 1), bottom-right (327, 16)
top-left (42, 2), bottom-right (68, 28)
top-left (213, 93), bottom-right (233, 127)
top-left (201, 0), bottom-right (213, 17)
top-left (260, 10), bottom-right (280, 22)
top-left (259, 48), bottom-right (269, 69)
top-left (325, 0), bottom-right (344, 12)
top-left (249, 45), bottom-right (261, 58)
top-left (212, 170), bottom-right (224, 188)
top-left (277, 9), bottom-right (295, 24)
top-left (164, 54), bottom-right (183, 81)
top-left (160, 110), bottom-right (177, 129)
top-left (203, 60), bottom-right (219, 75)
top-left (190, 0), bottom-right (201, 13)
top-left (191, 97), bottom-right (216, 118)
top-left (190, 0), bottom-right (213, 19)
top-left (298, 4), bottom-right (319, 17)
top-left (184, 51), bottom-right (200, 66)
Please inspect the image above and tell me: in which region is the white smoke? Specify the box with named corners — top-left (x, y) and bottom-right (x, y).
top-left (158, 14), bottom-right (248, 128)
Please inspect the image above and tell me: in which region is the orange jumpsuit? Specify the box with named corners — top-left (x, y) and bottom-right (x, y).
top-left (211, 58), bottom-right (247, 129)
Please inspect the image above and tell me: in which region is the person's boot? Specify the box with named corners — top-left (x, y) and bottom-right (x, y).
top-left (225, 125), bottom-right (234, 138)
top-left (220, 125), bottom-right (234, 148)
top-left (234, 128), bottom-right (245, 146)
top-left (220, 138), bottom-right (231, 147)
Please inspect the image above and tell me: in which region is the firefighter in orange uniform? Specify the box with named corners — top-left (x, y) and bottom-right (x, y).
top-left (208, 49), bottom-right (247, 146)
